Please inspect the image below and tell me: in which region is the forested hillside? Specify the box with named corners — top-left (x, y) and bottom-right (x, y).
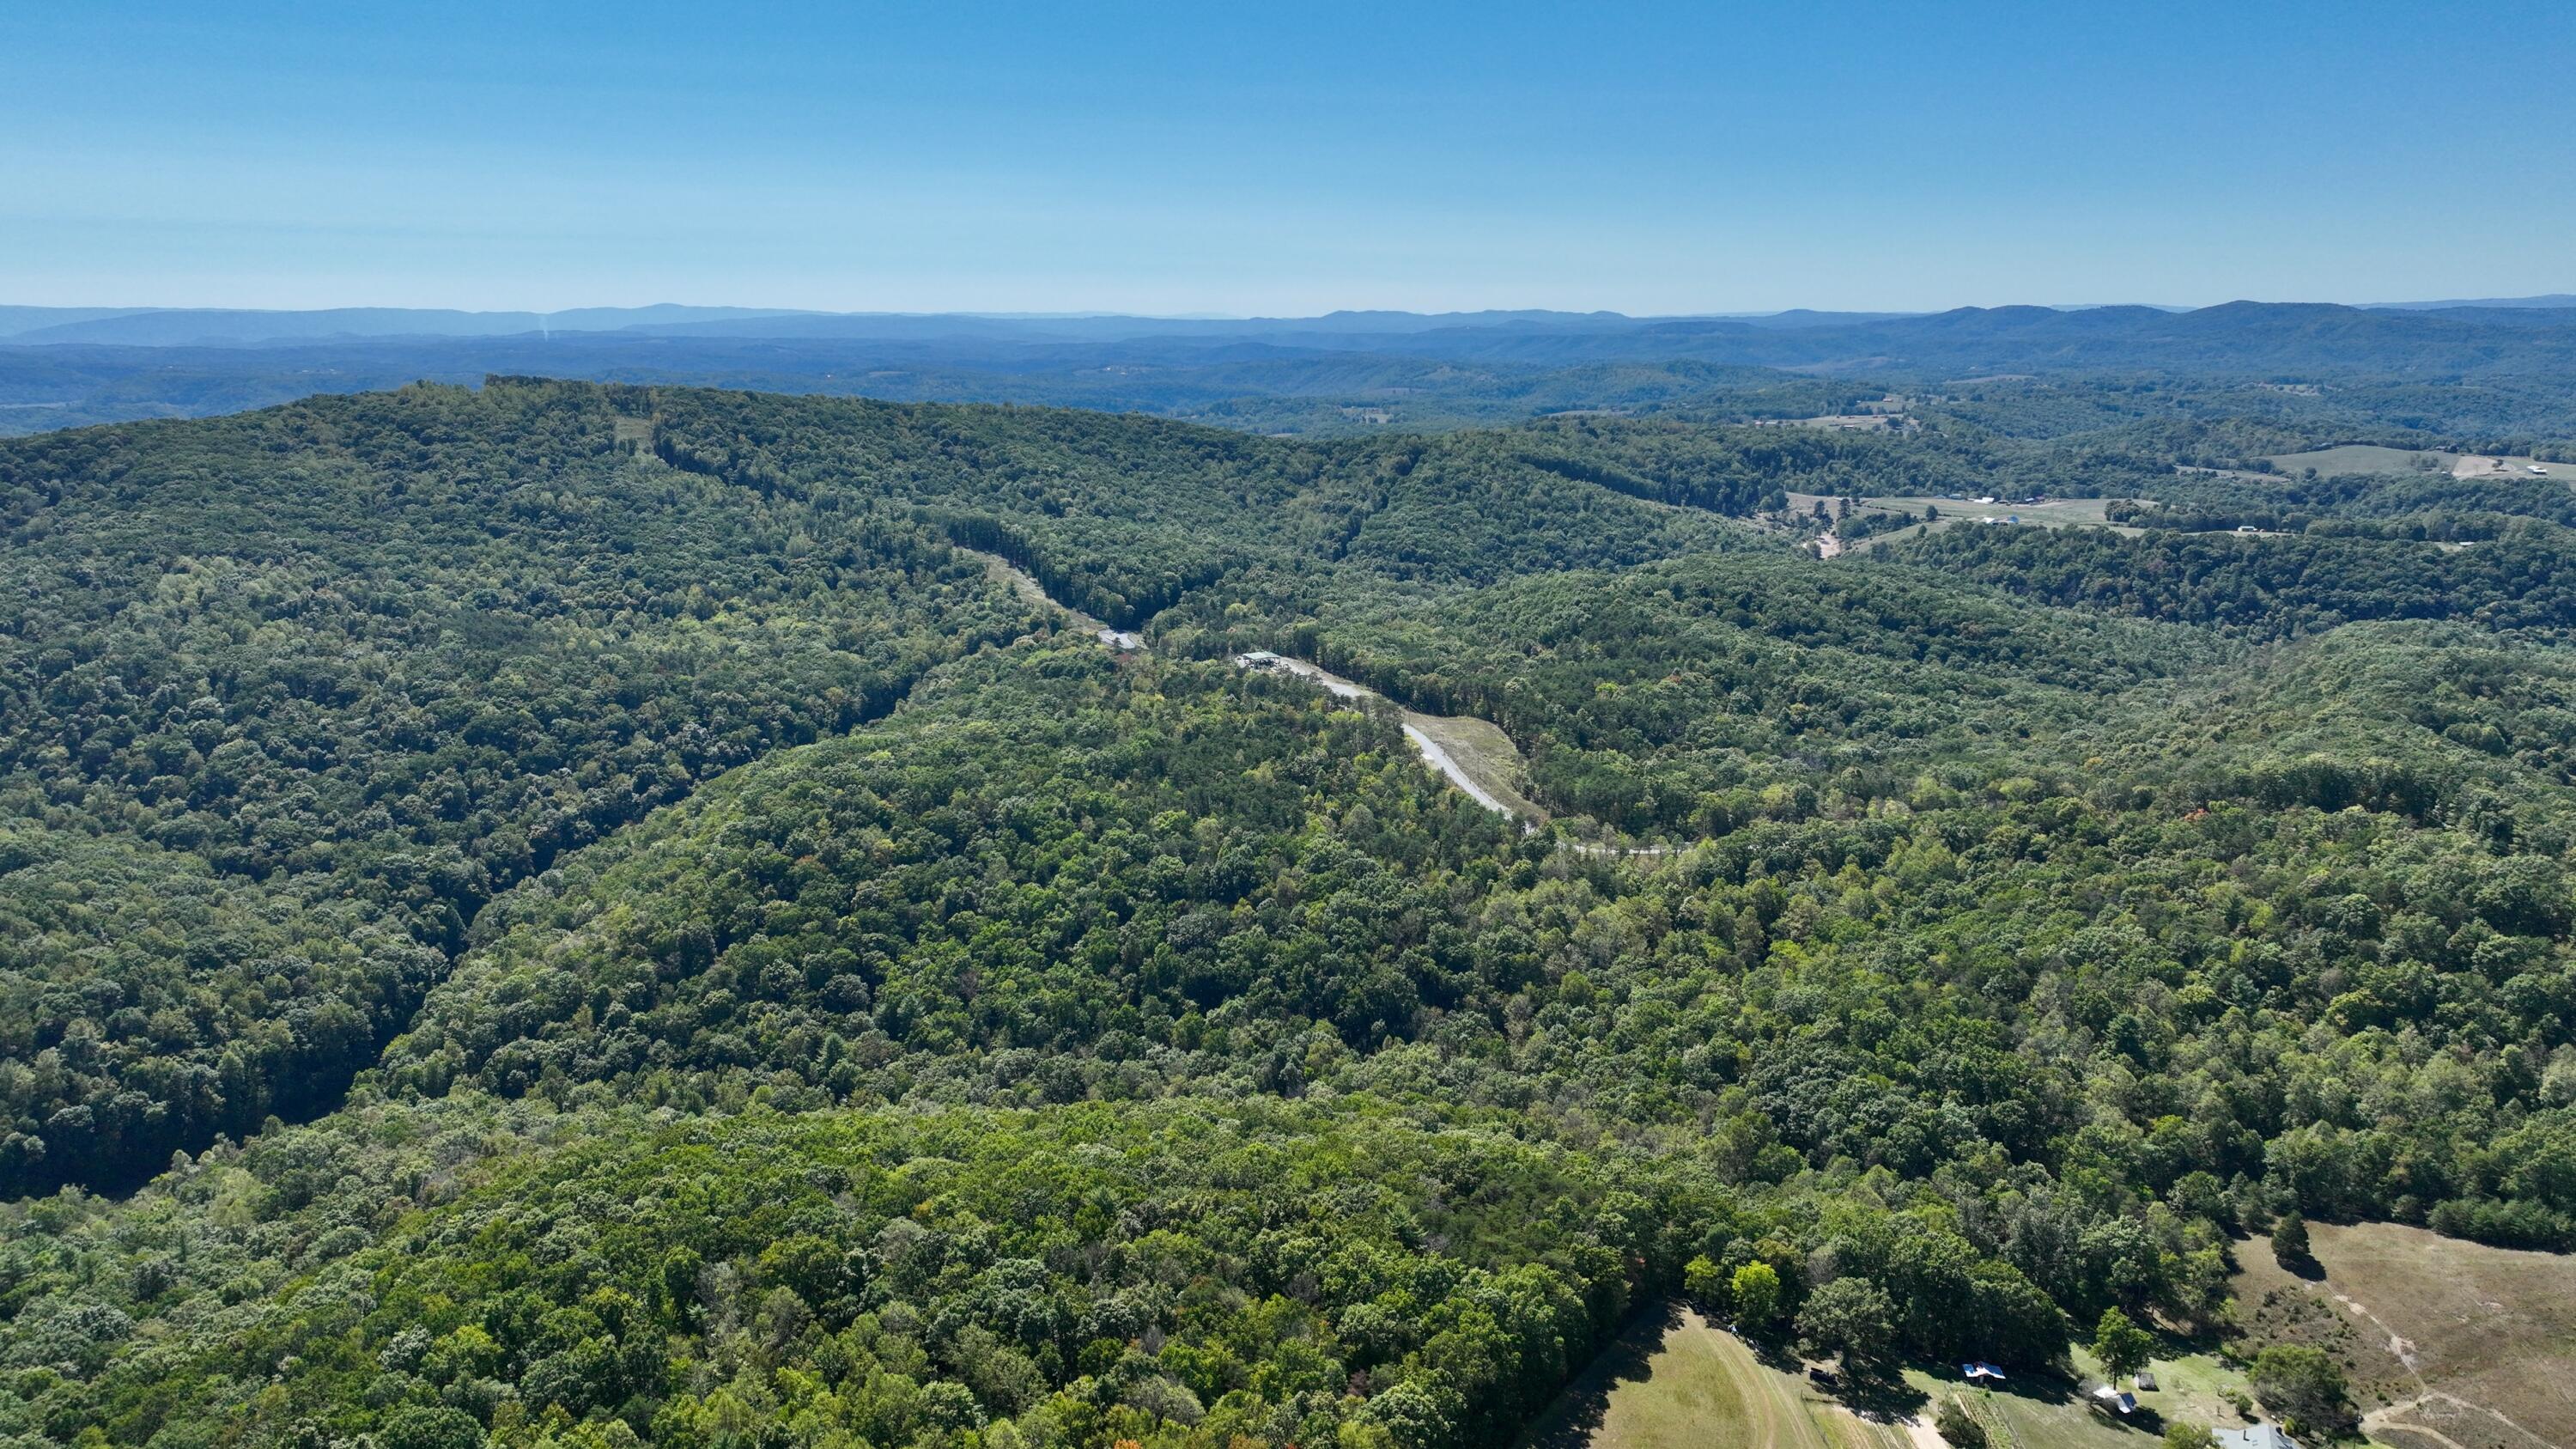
top-left (6, 379), bottom-right (2576, 1449)
top-left (0, 381), bottom-right (1050, 1198)
top-left (1166, 551), bottom-right (2201, 835)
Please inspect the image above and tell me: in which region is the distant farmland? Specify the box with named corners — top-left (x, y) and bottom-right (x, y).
top-left (2264, 444), bottom-right (2562, 478)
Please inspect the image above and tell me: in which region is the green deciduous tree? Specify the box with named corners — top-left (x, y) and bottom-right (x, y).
top-left (2251, 1345), bottom-right (2356, 1438)
top-left (2092, 1307), bottom-right (2155, 1383)
top-left (1798, 1277), bottom-right (1896, 1370)
top-left (1683, 1255), bottom-right (1727, 1309)
top-left (1731, 1262), bottom-right (1783, 1330)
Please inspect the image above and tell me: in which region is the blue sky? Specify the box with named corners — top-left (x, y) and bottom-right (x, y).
top-left (4, 1), bottom-right (2572, 314)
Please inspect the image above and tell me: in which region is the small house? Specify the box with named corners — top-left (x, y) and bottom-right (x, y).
top-left (1962, 1362), bottom-right (2008, 1385)
top-left (1233, 650), bottom-right (1285, 672)
top-left (2089, 1386), bottom-right (2137, 1416)
top-left (2216, 1427), bottom-right (2298, 1449)
top-left (2134, 1370), bottom-right (2157, 1391)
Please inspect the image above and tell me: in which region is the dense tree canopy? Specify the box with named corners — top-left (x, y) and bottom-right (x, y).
top-left (1890, 521), bottom-right (2576, 637)
top-left (5, 377), bottom-right (2576, 1449)
top-left (0, 381), bottom-right (1045, 1196)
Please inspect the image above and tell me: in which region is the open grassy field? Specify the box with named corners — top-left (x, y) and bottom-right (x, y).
top-left (1788, 493), bottom-right (2138, 553)
top-left (1404, 709), bottom-right (1549, 822)
top-left (2265, 444), bottom-right (2447, 476)
top-left (1516, 1308), bottom-right (1914, 1449)
top-left (2113, 1351), bottom-right (2263, 1440)
top-left (1865, 494), bottom-right (2123, 527)
top-left (2263, 445), bottom-right (2564, 479)
top-left (1458, 1232), bottom-right (2576, 1449)
top-left (1914, 1376), bottom-right (2160, 1449)
top-left (1896, 1342), bottom-right (2262, 1449)
top-left (2232, 1222), bottom-right (2576, 1449)
top-left (1908, 1346), bottom-right (2267, 1449)
top-left (1521, 1303), bottom-right (2281, 1449)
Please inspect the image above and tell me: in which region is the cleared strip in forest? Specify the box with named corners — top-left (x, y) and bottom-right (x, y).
top-left (1244, 657), bottom-right (1678, 856)
top-left (954, 545), bottom-right (1552, 821)
top-left (958, 545), bottom-right (1141, 649)
top-left (1252, 654), bottom-right (1551, 821)
top-left (959, 544), bottom-right (1691, 855)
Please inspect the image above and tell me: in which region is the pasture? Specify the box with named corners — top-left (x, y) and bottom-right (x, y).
top-left (2263, 445), bottom-right (2561, 479)
top-left (2231, 1221), bottom-right (2576, 1449)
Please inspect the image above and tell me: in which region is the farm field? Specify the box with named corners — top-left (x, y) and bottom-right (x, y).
top-left (2263, 444), bottom-right (2563, 478)
top-left (2231, 1221), bottom-right (2576, 1449)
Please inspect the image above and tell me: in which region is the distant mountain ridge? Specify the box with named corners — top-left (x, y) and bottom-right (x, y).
top-left (0, 305), bottom-right (1640, 346)
top-left (2366, 293), bottom-right (2576, 310)
top-left (6, 297), bottom-right (2573, 362)
top-left (9, 296), bottom-right (2576, 437)
top-left (0, 303), bottom-right (822, 345)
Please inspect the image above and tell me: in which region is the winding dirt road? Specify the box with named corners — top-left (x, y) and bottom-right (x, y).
top-left (962, 545), bottom-right (1674, 853)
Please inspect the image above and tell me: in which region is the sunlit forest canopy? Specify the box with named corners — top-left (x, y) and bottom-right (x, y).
top-left (4, 375), bottom-right (2575, 1449)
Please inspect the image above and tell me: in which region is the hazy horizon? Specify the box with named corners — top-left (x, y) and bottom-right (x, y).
top-left (9, 2), bottom-right (2574, 314)
top-left (9, 295), bottom-right (2573, 324)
